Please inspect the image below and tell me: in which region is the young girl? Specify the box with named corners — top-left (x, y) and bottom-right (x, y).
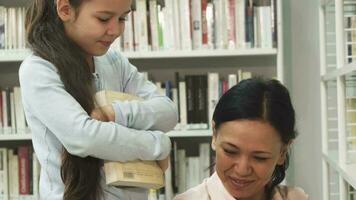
top-left (20, 0), bottom-right (178, 199)
top-left (174, 78), bottom-right (308, 200)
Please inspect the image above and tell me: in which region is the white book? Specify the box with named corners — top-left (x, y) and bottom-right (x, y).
top-left (155, 82), bottom-right (165, 96)
top-left (213, 0), bottom-right (224, 49)
top-left (227, 0), bottom-right (236, 49)
top-left (235, 0), bottom-right (246, 48)
top-left (178, 82), bottom-right (187, 129)
top-left (179, 0), bottom-right (192, 50)
top-left (14, 87), bottom-right (26, 134)
top-left (242, 71), bottom-right (252, 79)
top-left (253, 7), bottom-right (260, 48)
top-left (10, 92), bottom-right (16, 134)
top-left (22, 8), bottom-right (26, 49)
top-left (177, 149), bottom-right (186, 194)
top-left (149, 0), bottom-right (159, 51)
top-left (186, 157), bottom-right (200, 189)
top-left (206, 2), bottom-right (215, 49)
top-left (221, 0), bottom-right (229, 49)
top-left (238, 69), bottom-right (252, 82)
top-left (199, 143), bottom-right (210, 182)
top-left (157, 5), bottom-right (165, 50)
top-left (2, 91), bottom-right (9, 134)
top-left (207, 73), bottom-right (219, 127)
top-left (191, 0), bottom-right (202, 50)
top-left (4, 8), bottom-right (8, 49)
top-left (32, 153), bottom-right (40, 199)
top-left (0, 148), bottom-right (9, 200)
top-left (164, 164), bottom-right (173, 200)
top-left (16, 7), bottom-right (23, 49)
top-left (133, 0), bottom-right (149, 51)
top-left (138, 0), bottom-right (149, 51)
top-left (9, 150), bottom-right (18, 200)
top-left (228, 74), bottom-right (237, 89)
top-left (260, 6), bottom-right (272, 48)
top-left (171, 88), bottom-right (179, 117)
top-left (163, 0), bottom-right (175, 50)
top-left (0, 7), bottom-right (5, 49)
top-left (10, 8), bottom-right (17, 50)
top-left (172, 0), bottom-right (181, 50)
top-left (123, 12), bottom-right (133, 52)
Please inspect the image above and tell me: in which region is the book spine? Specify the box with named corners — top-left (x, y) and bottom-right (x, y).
top-left (191, 0), bottom-right (202, 50)
top-left (18, 146), bottom-right (29, 195)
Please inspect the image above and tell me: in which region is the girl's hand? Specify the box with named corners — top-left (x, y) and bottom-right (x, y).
top-left (157, 156), bottom-right (170, 172)
top-left (91, 105), bottom-right (115, 122)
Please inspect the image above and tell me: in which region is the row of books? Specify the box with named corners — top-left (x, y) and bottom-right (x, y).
top-left (0, 145), bottom-right (40, 200)
top-left (0, 70), bottom-right (252, 135)
top-left (0, 87), bottom-right (28, 135)
top-left (153, 70), bottom-right (253, 130)
top-left (114, 0), bottom-right (277, 53)
top-left (0, 6), bottom-right (26, 50)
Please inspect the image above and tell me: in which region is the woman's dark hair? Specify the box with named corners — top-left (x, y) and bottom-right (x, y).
top-left (212, 78), bottom-right (297, 199)
top-left (25, 0), bottom-right (102, 199)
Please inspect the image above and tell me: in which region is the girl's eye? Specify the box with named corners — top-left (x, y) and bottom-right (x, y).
top-left (98, 17), bottom-right (110, 22)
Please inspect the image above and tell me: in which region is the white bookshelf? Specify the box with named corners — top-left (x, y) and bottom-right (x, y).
top-left (167, 129), bottom-right (211, 137)
top-left (0, 48), bottom-right (277, 61)
top-left (323, 151), bottom-right (356, 190)
top-left (320, 0), bottom-right (356, 199)
top-left (0, 130), bottom-right (211, 141)
top-left (0, 49), bottom-right (30, 62)
top-left (0, 134), bottom-right (31, 141)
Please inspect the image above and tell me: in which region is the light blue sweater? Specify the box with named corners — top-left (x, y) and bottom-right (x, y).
top-left (19, 49), bottom-right (178, 200)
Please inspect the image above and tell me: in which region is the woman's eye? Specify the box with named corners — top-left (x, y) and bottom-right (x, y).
top-left (119, 16), bottom-right (128, 22)
top-left (254, 157), bottom-right (268, 161)
top-left (223, 149), bottom-right (237, 155)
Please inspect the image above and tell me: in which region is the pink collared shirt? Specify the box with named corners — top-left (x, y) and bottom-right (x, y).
top-left (173, 172), bottom-right (309, 200)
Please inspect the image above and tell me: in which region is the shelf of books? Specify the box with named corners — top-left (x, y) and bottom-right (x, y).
top-left (320, 0), bottom-right (356, 199)
top-left (0, 0), bottom-right (284, 199)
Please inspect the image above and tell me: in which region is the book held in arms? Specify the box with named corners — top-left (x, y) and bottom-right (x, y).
top-left (95, 90), bottom-right (164, 189)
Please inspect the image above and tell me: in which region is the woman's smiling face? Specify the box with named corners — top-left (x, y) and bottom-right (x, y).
top-left (212, 119), bottom-right (287, 200)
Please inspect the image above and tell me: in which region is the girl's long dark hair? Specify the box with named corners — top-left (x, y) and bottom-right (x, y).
top-left (212, 78), bottom-right (297, 199)
top-left (25, 0), bottom-right (102, 199)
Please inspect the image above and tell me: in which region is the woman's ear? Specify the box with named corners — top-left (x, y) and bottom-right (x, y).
top-left (56, 0), bottom-right (74, 22)
top-left (277, 140), bottom-right (293, 165)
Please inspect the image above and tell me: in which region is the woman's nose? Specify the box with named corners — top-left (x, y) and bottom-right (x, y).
top-left (233, 156), bottom-right (252, 176)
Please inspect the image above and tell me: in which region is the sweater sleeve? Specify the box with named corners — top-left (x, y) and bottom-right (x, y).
top-left (109, 50), bottom-right (178, 132)
top-left (19, 57), bottom-right (171, 161)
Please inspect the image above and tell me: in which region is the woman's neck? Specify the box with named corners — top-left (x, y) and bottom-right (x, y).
top-left (236, 187), bottom-right (267, 200)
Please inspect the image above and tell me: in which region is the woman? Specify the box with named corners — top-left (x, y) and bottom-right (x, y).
top-left (174, 78), bottom-right (308, 200)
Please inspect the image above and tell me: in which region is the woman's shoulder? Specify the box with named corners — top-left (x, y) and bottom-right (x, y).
top-left (173, 183), bottom-right (209, 200)
top-left (274, 185), bottom-right (309, 200)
